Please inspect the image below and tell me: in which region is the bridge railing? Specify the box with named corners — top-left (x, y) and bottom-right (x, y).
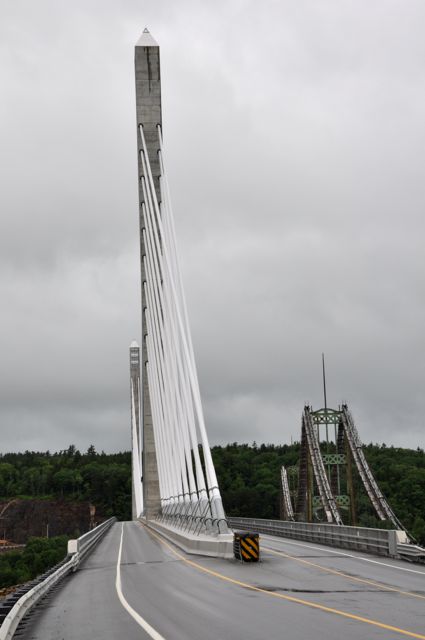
top-left (0, 517), bottom-right (116, 640)
top-left (67, 516), bottom-right (116, 565)
top-left (155, 503), bottom-right (228, 537)
top-left (228, 517), bottom-right (406, 557)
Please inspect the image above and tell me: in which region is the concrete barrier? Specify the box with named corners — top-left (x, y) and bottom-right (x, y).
top-left (228, 517), bottom-right (402, 557)
top-left (142, 518), bottom-right (234, 559)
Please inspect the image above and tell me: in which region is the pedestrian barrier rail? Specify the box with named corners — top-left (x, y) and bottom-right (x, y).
top-left (66, 516), bottom-right (116, 564)
top-left (0, 517), bottom-right (116, 640)
top-left (228, 517), bottom-right (425, 561)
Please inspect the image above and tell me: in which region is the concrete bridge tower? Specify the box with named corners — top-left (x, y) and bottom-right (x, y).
top-left (134, 29), bottom-right (161, 518)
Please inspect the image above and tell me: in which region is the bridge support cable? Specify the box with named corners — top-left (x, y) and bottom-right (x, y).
top-left (142, 194), bottom-right (199, 520)
top-left (302, 407), bottom-right (343, 525)
top-left (142, 129), bottom-right (207, 513)
top-left (157, 130), bottom-right (212, 516)
top-left (141, 165), bottom-right (193, 517)
top-left (143, 240), bottom-right (190, 518)
top-left (145, 333), bottom-right (172, 511)
top-left (137, 124), bottom-right (228, 534)
top-left (142, 261), bottom-right (170, 508)
top-left (130, 342), bottom-right (143, 519)
top-left (141, 167), bottom-right (210, 526)
top-left (280, 466), bottom-right (295, 521)
top-left (131, 387), bottom-right (143, 518)
top-left (157, 125), bottom-right (224, 524)
top-left (158, 203), bottom-right (200, 515)
top-left (144, 252), bottom-right (198, 521)
top-left (340, 405), bottom-right (406, 532)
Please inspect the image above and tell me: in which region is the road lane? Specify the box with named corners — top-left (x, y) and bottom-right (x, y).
top-left (260, 534), bottom-right (425, 596)
top-left (21, 523), bottom-right (148, 640)
top-left (22, 522), bottom-right (425, 640)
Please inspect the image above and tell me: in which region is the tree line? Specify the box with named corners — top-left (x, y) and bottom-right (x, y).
top-left (211, 442), bottom-right (425, 544)
top-left (0, 445), bottom-right (131, 521)
top-left (0, 442), bottom-right (424, 544)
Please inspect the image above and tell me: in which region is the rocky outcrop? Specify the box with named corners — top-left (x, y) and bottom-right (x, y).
top-left (0, 499), bottom-right (103, 543)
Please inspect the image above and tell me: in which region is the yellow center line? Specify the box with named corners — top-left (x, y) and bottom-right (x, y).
top-left (263, 545), bottom-right (425, 601)
top-left (141, 524), bottom-right (425, 640)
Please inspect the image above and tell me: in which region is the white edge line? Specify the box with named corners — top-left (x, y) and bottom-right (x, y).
top-left (115, 523), bottom-right (166, 640)
top-left (261, 534), bottom-right (425, 576)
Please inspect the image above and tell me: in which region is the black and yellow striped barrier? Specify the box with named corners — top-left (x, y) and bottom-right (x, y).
top-left (233, 531), bottom-right (260, 562)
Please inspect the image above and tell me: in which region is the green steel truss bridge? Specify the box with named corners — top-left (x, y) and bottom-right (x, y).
top-left (281, 405), bottom-right (408, 536)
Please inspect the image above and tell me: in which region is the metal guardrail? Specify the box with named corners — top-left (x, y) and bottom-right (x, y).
top-left (228, 517), bottom-right (403, 557)
top-left (397, 542), bottom-right (425, 561)
top-left (155, 500), bottom-right (229, 537)
top-left (67, 516), bottom-right (117, 565)
top-left (0, 556), bottom-right (77, 640)
top-left (0, 517), bottom-right (116, 640)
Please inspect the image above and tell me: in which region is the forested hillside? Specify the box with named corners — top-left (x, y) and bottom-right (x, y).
top-left (212, 442), bottom-right (425, 544)
top-left (0, 536), bottom-right (67, 588)
top-left (0, 446), bottom-right (131, 521)
top-left (0, 442), bottom-right (424, 544)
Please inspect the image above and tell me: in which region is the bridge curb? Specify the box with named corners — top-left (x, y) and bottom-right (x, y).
top-left (141, 518), bottom-right (234, 559)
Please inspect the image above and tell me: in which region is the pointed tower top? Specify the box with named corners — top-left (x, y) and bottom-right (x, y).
top-left (130, 340), bottom-right (139, 349)
top-left (136, 28), bottom-right (159, 48)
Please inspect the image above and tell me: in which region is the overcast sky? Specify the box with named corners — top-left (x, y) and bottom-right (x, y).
top-left (0, 0), bottom-right (424, 453)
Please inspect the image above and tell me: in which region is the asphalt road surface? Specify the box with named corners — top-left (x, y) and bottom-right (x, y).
top-left (21, 521), bottom-right (425, 640)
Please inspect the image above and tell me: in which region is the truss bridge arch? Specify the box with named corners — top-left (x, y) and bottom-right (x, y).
top-left (281, 404), bottom-right (410, 540)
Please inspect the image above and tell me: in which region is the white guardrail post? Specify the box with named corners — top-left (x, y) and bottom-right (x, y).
top-left (0, 517), bottom-right (116, 640)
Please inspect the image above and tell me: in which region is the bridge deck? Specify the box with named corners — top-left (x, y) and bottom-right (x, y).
top-left (21, 522), bottom-right (425, 640)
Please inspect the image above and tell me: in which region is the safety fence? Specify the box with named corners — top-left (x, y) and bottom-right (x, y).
top-left (155, 501), bottom-right (228, 537)
top-left (0, 517), bottom-right (116, 640)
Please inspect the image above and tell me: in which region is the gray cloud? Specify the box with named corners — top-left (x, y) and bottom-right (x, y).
top-left (0, 0), bottom-right (424, 453)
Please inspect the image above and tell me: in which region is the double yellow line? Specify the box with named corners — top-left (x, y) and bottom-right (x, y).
top-left (142, 524), bottom-right (425, 640)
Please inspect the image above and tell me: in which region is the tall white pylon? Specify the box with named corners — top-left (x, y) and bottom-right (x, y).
top-left (134, 30), bottom-right (228, 534)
